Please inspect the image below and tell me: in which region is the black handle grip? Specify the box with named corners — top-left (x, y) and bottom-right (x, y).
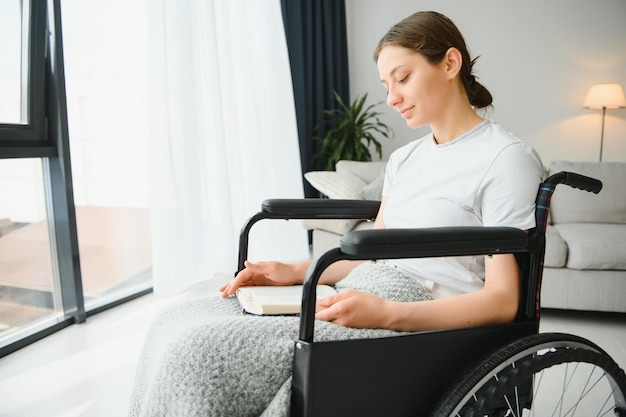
top-left (544, 171), bottom-right (602, 194)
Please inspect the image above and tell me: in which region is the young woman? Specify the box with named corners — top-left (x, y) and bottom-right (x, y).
top-left (220, 11), bottom-right (543, 332)
top-left (130, 11), bottom-right (543, 416)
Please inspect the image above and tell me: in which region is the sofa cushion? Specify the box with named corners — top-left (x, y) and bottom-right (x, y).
top-left (303, 161), bottom-right (387, 235)
top-left (335, 160), bottom-right (387, 184)
top-left (544, 225), bottom-right (567, 268)
top-left (553, 223), bottom-right (626, 269)
top-left (300, 169), bottom-right (363, 232)
top-left (549, 161), bottom-right (626, 224)
top-left (304, 171), bottom-right (367, 200)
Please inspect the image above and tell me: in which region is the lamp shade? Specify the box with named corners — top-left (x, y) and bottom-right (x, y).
top-left (583, 83), bottom-right (626, 109)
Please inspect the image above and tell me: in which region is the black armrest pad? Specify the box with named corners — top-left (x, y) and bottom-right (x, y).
top-left (340, 227), bottom-right (528, 259)
top-left (261, 199), bottom-right (380, 220)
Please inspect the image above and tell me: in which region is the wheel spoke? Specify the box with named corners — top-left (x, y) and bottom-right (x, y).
top-left (551, 361), bottom-right (570, 417)
top-left (503, 393), bottom-right (517, 417)
top-left (564, 362), bottom-right (591, 417)
top-left (561, 364), bottom-right (604, 416)
top-left (530, 368), bottom-right (546, 417)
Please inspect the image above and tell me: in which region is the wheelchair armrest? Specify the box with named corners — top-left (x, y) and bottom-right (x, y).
top-left (261, 198), bottom-right (380, 220)
top-left (340, 226), bottom-right (528, 258)
top-left (237, 199), bottom-right (381, 273)
top-left (299, 226), bottom-right (528, 342)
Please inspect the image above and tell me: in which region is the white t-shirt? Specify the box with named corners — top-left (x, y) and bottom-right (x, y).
top-left (382, 120), bottom-right (543, 294)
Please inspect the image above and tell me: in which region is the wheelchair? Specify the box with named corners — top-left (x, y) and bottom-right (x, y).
top-left (237, 171), bottom-right (626, 416)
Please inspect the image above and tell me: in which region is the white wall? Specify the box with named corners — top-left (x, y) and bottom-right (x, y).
top-left (345, 0), bottom-right (626, 166)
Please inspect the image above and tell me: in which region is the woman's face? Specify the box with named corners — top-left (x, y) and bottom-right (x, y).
top-left (377, 45), bottom-right (450, 129)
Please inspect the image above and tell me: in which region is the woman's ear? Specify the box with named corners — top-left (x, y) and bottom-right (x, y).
top-left (444, 47), bottom-right (462, 80)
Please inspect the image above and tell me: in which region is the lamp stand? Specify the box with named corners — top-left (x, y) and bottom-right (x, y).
top-left (599, 106), bottom-right (606, 162)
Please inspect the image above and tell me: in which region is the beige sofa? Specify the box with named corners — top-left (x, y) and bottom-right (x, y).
top-left (303, 160), bottom-right (626, 313)
top-left (541, 161), bottom-right (626, 313)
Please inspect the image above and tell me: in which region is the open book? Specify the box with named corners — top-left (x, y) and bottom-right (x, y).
top-left (235, 285), bottom-right (337, 315)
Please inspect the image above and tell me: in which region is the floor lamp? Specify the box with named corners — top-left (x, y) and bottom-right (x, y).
top-left (583, 83), bottom-right (626, 162)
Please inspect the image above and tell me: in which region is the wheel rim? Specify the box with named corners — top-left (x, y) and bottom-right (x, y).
top-left (445, 338), bottom-right (626, 417)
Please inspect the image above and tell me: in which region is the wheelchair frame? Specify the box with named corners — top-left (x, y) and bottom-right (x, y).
top-left (237, 171), bottom-right (626, 416)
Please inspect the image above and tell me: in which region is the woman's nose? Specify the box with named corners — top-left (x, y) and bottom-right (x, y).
top-left (386, 87), bottom-right (401, 108)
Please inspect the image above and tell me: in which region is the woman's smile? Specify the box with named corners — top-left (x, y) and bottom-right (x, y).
top-left (399, 105), bottom-right (415, 117)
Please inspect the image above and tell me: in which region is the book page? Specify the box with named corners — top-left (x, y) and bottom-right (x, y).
top-left (236, 285), bottom-right (337, 315)
top-left (239, 286), bottom-right (304, 298)
top-left (238, 285), bottom-right (336, 298)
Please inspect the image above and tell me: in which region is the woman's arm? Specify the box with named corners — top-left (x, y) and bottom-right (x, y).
top-left (316, 253), bottom-right (520, 331)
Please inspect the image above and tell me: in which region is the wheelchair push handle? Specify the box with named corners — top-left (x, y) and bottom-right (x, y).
top-left (544, 171), bottom-right (602, 194)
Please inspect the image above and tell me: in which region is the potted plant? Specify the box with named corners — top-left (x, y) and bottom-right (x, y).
top-left (313, 91), bottom-right (393, 171)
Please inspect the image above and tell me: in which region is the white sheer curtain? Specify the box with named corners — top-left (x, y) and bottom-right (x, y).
top-left (149, 0), bottom-right (308, 295)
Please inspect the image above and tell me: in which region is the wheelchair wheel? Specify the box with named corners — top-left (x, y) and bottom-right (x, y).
top-left (431, 332), bottom-right (626, 417)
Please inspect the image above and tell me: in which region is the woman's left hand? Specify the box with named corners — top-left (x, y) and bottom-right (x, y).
top-left (315, 290), bottom-right (391, 329)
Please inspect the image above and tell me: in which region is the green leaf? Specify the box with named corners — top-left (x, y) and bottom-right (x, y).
top-left (312, 90), bottom-right (394, 170)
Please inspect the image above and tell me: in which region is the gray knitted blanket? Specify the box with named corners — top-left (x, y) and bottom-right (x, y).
top-left (128, 262), bottom-right (432, 417)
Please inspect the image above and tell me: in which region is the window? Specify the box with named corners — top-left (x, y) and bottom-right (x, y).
top-left (0, 0), bottom-right (46, 147)
top-left (0, 0), bottom-right (27, 124)
top-left (0, 0), bottom-right (153, 356)
top-left (0, 158), bottom-right (64, 345)
top-left (61, 0), bottom-right (152, 310)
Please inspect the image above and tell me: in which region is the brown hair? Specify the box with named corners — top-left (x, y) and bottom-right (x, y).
top-left (373, 11), bottom-right (492, 109)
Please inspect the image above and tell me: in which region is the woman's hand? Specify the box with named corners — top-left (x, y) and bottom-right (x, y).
top-left (315, 290), bottom-right (392, 329)
top-left (219, 260), bottom-right (303, 298)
